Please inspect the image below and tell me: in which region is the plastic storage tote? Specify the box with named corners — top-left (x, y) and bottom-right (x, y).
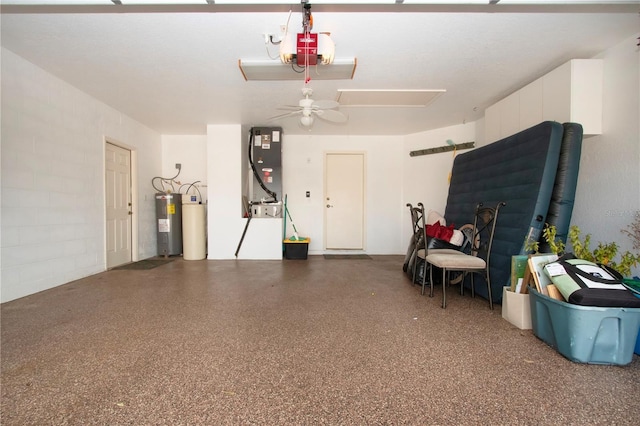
top-left (529, 287), bottom-right (640, 365)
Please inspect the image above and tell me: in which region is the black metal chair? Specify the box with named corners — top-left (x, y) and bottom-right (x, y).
top-left (425, 202), bottom-right (506, 309)
top-left (412, 203), bottom-right (467, 295)
top-left (403, 203), bottom-right (425, 283)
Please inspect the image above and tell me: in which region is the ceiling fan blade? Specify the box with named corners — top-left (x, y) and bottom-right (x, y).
top-left (276, 106), bottom-right (302, 111)
top-left (315, 109), bottom-right (348, 123)
top-left (268, 110), bottom-right (301, 121)
top-left (312, 99), bottom-right (340, 110)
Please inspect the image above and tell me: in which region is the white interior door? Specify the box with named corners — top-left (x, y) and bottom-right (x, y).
top-left (324, 152), bottom-right (365, 250)
top-left (105, 142), bottom-right (132, 268)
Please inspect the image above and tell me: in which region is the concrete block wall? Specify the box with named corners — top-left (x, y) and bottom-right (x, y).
top-left (1, 48), bottom-right (162, 303)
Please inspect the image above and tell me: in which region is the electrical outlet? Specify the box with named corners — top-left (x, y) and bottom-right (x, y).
top-left (175, 163), bottom-right (181, 170)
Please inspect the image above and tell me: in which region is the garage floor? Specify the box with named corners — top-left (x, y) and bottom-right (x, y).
top-left (2, 255), bottom-right (639, 425)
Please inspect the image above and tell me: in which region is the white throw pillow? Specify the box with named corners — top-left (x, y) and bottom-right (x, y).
top-left (449, 229), bottom-right (464, 246)
top-left (427, 210), bottom-right (446, 226)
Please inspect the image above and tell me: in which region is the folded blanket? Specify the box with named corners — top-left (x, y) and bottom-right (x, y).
top-left (426, 222), bottom-right (455, 242)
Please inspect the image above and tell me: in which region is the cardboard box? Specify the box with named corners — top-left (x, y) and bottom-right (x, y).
top-left (502, 287), bottom-right (532, 329)
top-left (529, 287), bottom-right (640, 365)
top-left (283, 238), bottom-right (310, 260)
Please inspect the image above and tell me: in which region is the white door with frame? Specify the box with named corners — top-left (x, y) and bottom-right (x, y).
top-left (324, 152), bottom-right (365, 250)
top-left (105, 142), bottom-right (132, 268)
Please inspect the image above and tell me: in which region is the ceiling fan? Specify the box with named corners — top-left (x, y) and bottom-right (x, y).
top-left (269, 88), bottom-right (348, 128)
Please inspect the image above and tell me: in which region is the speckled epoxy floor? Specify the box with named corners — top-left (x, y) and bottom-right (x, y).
top-left (2, 255), bottom-right (639, 425)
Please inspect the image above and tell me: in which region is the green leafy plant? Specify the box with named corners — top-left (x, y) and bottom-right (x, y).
top-left (543, 224), bottom-right (566, 255)
top-left (526, 222), bottom-right (640, 277)
top-left (568, 225), bottom-right (639, 277)
top-left (621, 211), bottom-right (640, 252)
top-left (524, 223), bottom-right (565, 255)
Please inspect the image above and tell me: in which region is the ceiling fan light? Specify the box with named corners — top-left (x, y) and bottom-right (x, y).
top-left (300, 115), bottom-right (314, 127)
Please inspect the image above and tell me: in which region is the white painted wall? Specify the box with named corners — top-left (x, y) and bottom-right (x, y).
top-left (283, 134), bottom-right (404, 255)
top-left (401, 122), bottom-right (477, 253)
top-left (0, 48), bottom-right (162, 303)
top-left (161, 135), bottom-right (208, 204)
top-left (206, 125), bottom-right (282, 260)
top-left (163, 130), bottom-right (464, 258)
top-left (570, 34), bottom-right (640, 277)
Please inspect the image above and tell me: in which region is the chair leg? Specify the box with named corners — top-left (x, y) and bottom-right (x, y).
top-left (441, 268), bottom-right (447, 309)
top-left (411, 256), bottom-right (416, 286)
top-left (486, 273), bottom-right (493, 310)
top-left (429, 263), bottom-right (435, 298)
top-left (470, 273), bottom-right (475, 298)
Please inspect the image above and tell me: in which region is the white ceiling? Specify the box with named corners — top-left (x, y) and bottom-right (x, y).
top-left (1, 2), bottom-right (638, 136)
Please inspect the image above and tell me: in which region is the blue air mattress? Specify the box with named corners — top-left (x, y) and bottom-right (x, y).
top-left (538, 122), bottom-right (583, 253)
top-left (443, 121), bottom-right (564, 303)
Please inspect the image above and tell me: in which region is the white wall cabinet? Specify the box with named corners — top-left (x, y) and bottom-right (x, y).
top-left (519, 78), bottom-right (544, 130)
top-left (542, 59), bottom-right (603, 135)
top-left (485, 59), bottom-right (603, 142)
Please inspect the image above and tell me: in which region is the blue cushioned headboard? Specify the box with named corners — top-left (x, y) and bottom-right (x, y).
top-left (443, 121), bottom-right (564, 303)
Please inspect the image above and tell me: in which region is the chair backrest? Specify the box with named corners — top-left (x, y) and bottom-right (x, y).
top-left (416, 203), bottom-right (428, 249)
top-left (420, 204), bottom-right (472, 252)
top-left (406, 203), bottom-right (425, 249)
top-left (459, 226), bottom-right (475, 254)
top-left (471, 202), bottom-right (506, 264)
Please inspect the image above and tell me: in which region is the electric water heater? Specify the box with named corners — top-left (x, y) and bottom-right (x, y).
top-left (155, 193), bottom-right (182, 256)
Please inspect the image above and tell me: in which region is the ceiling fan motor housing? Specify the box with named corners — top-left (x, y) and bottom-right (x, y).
top-left (299, 97), bottom-right (314, 109)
